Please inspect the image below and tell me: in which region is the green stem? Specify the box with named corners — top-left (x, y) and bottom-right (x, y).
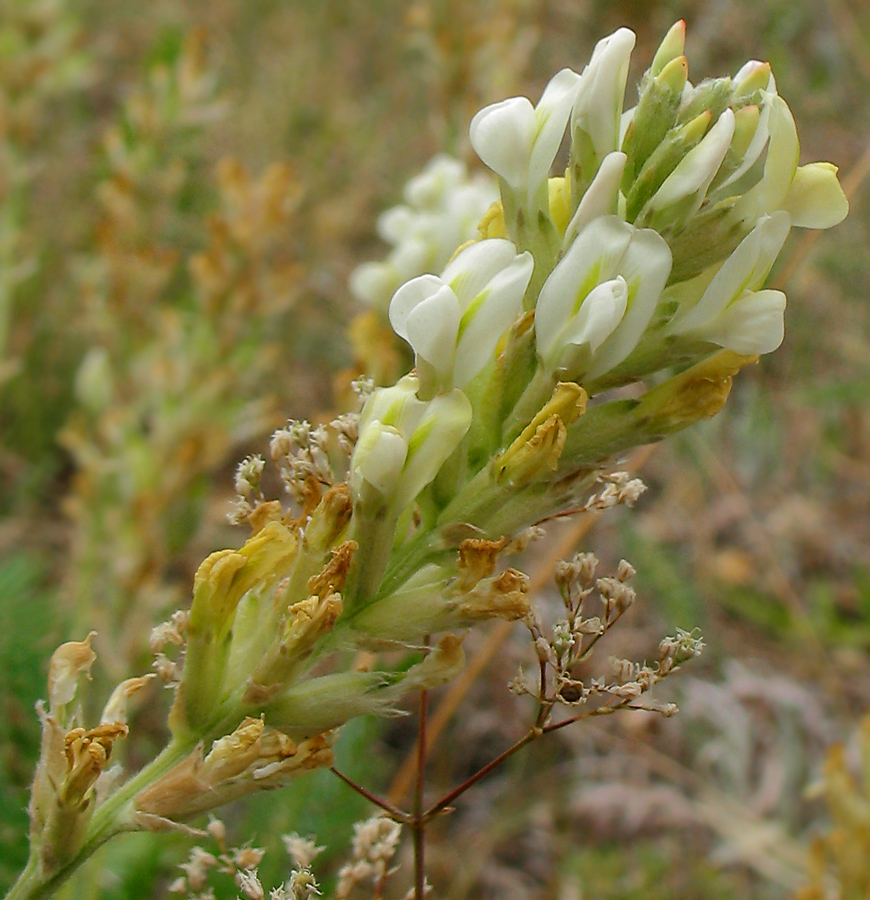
top-left (3, 858), bottom-right (40, 900)
top-left (501, 367), bottom-right (556, 443)
top-left (4, 737), bottom-right (195, 900)
top-left (368, 528), bottom-right (442, 607)
top-left (344, 506), bottom-right (403, 613)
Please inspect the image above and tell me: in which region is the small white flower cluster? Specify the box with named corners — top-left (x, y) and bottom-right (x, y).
top-left (169, 820), bottom-right (328, 900)
top-left (266, 414), bottom-right (358, 509)
top-left (149, 609), bottom-right (187, 683)
top-left (334, 816), bottom-right (403, 899)
top-left (515, 551), bottom-right (691, 718)
top-left (350, 154), bottom-right (498, 314)
top-left (169, 818), bottom-right (267, 900)
top-left (517, 552), bottom-right (636, 696)
top-left (584, 471), bottom-right (647, 511)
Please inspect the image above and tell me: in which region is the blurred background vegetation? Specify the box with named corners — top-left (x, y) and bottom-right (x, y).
top-left (1, 0), bottom-right (869, 897)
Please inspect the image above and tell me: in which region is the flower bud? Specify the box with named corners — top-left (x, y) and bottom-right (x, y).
top-left (620, 55), bottom-right (687, 190)
top-left (650, 20), bottom-right (686, 76)
top-left (264, 635), bottom-right (465, 735)
top-left (351, 375), bottom-right (472, 513)
top-left (625, 111), bottom-right (711, 223)
top-left (645, 108), bottom-right (735, 229)
top-left (666, 211), bottom-right (791, 354)
top-left (135, 719), bottom-right (333, 822)
top-left (177, 522), bottom-right (299, 732)
top-left (571, 28), bottom-right (636, 190)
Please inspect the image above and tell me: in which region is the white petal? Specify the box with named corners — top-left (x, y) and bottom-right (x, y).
top-left (359, 375), bottom-right (424, 435)
top-left (717, 96), bottom-right (773, 192)
top-left (377, 206), bottom-right (415, 243)
top-left (535, 215), bottom-right (632, 360)
top-left (404, 154), bottom-right (467, 207)
top-left (651, 108), bottom-right (735, 210)
top-left (396, 389), bottom-right (472, 509)
top-left (573, 28), bottom-right (636, 162)
top-left (389, 237), bottom-right (431, 282)
top-left (453, 252), bottom-right (533, 386)
top-left (734, 95), bottom-right (799, 224)
top-left (442, 238), bottom-right (521, 306)
top-left (701, 289), bottom-right (786, 354)
top-left (404, 285), bottom-right (461, 378)
top-left (527, 67), bottom-right (583, 192)
top-left (559, 277), bottom-right (628, 353)
top-left (470, 97), bottom-right (537, 189)
top-left (563, 151), bottom-right (626, 246)
top-left (353, 424), bottom-right (408, 496)
top-left (672, 211), bottom-right (790, 333)
top-left (586, 228), bottom-right (672, 379)
top-left (781, 162), bottom-right (849, 229)
top-left (349, 262), bottom-right (393, 305)
top-left (389, 274), bottom-right (445, 341)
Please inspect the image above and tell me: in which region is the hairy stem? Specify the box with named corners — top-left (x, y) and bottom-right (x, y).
top-left (5, 737), bottom-right (194, 900)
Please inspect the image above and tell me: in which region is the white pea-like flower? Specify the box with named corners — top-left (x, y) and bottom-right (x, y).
top-left (349, 155), bottom-right (498, 311)
top-left (351, 375), bottom-right (472, 511)
top-left (470, 68), bottom-right (581, 207)
top-left (535, 215), bottom-right (672, 381)
top-left (780, 161), bottom-right (850, 229)
top-left (389, 238), bottom-right (534, 393)
top-left (571, 27), bottom-right (636, 173)
top-left (666, 210), bottom-right (791, 354)
top-left (562, 150), bottom-right (626, 247)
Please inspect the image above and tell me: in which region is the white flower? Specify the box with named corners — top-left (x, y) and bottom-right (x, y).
top-left (351, 375), bottom-right (472, 510)
top-left (349, 155), bottom-right (498, 310)
top-left (349, 238), bottom-right (429, 307)
top-left (710, 62), bottom-right (777, 196)
top-left (535, 216), bottom-right (672, 381)
top-left (732, 95), bottom-right (799, 226)
top-left (562, 150), bottom-right (626, 247)
top-left (571, 28), bottom-right (636, 173)
top-left (389, 239), bottom-right (533, 392)
top-left (666, 211), bottom-right (791, 354)
top-left (470, 68), bottom-right (581, 207)
top-left (402, 153), bottom-right (467, 208)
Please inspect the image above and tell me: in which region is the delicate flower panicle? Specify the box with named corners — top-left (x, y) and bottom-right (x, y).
top-left (235, 455), bottom-right (266, 500)
top-left (266, 413), bottom-right (359, 511)
top-left (585, 472), bottom-right (647, 511)
top-left (335, 816), bottom-right (403, 900)
top-left (516, 553), bottom-right (694, 719)
top-left (281, 834), bottom-right (325, 871)
top-left (168, 818), bottom-right (324, 900)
